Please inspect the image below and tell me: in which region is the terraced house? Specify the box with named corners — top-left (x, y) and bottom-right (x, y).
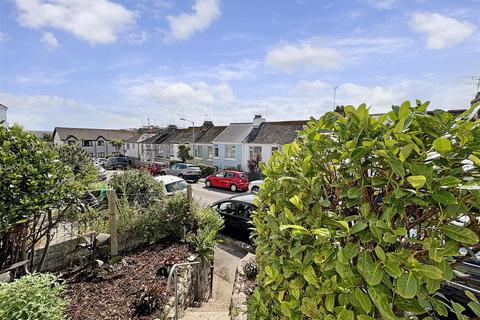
top-left (53, 127), bottom-right (136, 158)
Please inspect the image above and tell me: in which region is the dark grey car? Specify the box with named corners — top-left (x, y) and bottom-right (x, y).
top-left (104, 157), bottom-right (128, 170)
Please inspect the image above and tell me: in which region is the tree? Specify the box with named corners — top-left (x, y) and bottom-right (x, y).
top-left (110, 138), bottom-right (124, 155)
top-left (0, 125), bottom-right (80, 276)
top-left (247, 153), bottom-right (262, 180)
top-left (178, 144), bottom-right (193, 162)
top-left (56, 143), bottom-right (97, 187)
top-left (249, 101), bottom-right (480, 319)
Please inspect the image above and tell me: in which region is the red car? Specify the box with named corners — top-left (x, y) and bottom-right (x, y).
top-left (142, 162), bottom-right (168, 176)
top-left (205, 170), bottom-right (249, 192)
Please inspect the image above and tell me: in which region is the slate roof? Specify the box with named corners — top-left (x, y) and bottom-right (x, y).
top-left (244, 120), bottom-right (308, 145)
top-left (212, 123), bottom-right (253, 143)
top-left (125, 133), bottom-right (157, 143)
top-left (53, 127), bottom-right (135, 141)
top-left (29, 130), bottom-right (53, 139)
top-left (195, 125), bottom-right (226, 144)
top-left (157, 127), bottom-right (198, 144)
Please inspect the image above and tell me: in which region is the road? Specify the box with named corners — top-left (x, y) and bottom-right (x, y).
top-left (190, 181), bottom-right (240, 206)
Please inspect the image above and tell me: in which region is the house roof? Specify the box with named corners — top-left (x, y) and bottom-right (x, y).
top-left (53, 127), bottom-right (135, 141)
top-left (157, 127), bottom-right (198, 144)
top-left (195, 125), bottom-right (227, 144)
top-left (212, 123), bottom-right (253, 143)
top-left (244, 120), bottom-right (308, 145)
top-left (125, 133), bottom-right (156, 143)
top-left (29, 130), bottom-right (53, 139)
top-left (0, 104), bottom-right (7, 110)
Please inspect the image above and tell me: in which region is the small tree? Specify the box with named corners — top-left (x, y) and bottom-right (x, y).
top-left (110, 138), bottom-right (124, 155)
top-left (178, 144), bottom-right (193, 162)
top-left (247, 154), bottom-right (262, 180)
top-left (0, 125), bottom-right (79, 276)
top-left (56, 143), bottom-right (97, 187)
top-left (249, 101), bottom-right (480, 319)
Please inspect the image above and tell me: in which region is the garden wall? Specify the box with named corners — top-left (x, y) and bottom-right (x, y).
top-left (230, 253), bottom-right (255, 320)
top-left (163, 261), bottom-right (212, 319)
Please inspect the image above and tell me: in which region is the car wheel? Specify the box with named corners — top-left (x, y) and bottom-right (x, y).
top-left (230, 184), bottom-right (238, 192)
top-left (206, 180), bottom-right (211, 188)
top-left (160, 171), bottom-right (166, 175)
top-left (178, 174), bottom-right (184, 179)
top-left (251, 186), bottom-right (259, 193)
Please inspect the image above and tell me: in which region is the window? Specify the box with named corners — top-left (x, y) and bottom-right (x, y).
top-left (83, 140), bottom-right (93, 147)
top-left (126, 143), bottom-right (130, 150)
top-left (249, 146), bottom-right (262, 160)
top-left (195, 145), bottom-right (203, 158)
top-left (215, 172), bottom-right (224, 177)
top-left (218, 201), bottom-right (236, 214)
top-left (225, 145), bottom-right (236, 160)
top-left (207, 146), bottom-right (213, 160)
top-left (214, 145), bottom-right (219, 158)
top-left (271, 146), bottom-right (279, 153)
top-left (67, 140), bottom-right (76, 145)
top-left (225, 172), bottom-right (235, 178)
top-left (98, 152), bottom-right (105, 158)
top-left (89, 153), bottom-right (94, 157)
top-left (97, 140), bottom-right (105, 146)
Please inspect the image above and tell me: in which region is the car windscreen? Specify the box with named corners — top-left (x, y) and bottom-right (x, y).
top-left (165, 180), bottom-right (188, 193)
top-left (118, 158), bottom-right (128, 162)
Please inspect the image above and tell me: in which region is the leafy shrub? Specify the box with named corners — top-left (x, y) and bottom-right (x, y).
top-left (249, 102), bottom-right (480, 319)
top-left (109, 169), bottom-right (165, 206)
top-left (0, 273), bottom-right (68, 320)
top-left (0, 125), bottom-right (79, 273)
top-left (163, 193), bottom-right (194, 240)
top-left (192, 208), bottom-right (224, 262)
top-left (56, 143), bottom-right (97, 188)
top-left (199, 164), bottom-right (216, 177)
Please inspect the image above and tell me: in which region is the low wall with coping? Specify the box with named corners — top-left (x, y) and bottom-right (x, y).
top-left (230, 253), bottom-right (256, 320)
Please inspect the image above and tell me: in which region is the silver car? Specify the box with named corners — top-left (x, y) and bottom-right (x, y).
top-left (160, 163), bottom-right (201, 182)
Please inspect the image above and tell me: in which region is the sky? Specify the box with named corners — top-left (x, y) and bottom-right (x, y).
top-left (0, 0), bottom-right (479, 130)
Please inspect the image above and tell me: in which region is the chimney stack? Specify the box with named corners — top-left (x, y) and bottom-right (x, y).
top-left (253, 114), bottom-right (265, 127)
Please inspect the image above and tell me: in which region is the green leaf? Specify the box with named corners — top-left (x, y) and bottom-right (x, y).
top-left (407, 175), bottom-right (426, 189)
top-left (357, 316), bottom-right (375, 320)
top-left (399, 101), bottom-right (411, 118)
top-left (280, 224), bottom-right (308, 232)
top-left (375, 246), bottom-right (386, 262)
top-left (384, 261), bottom-right (402, 278)
top-left (387, 157), bottom-right (405, 177)
top-left (325, 294), bottom-right (335, 312)
top-left (337, 309), bottom-right (354, 320)
top-left (431, 189), bottom-right (457, 205)
top-left (289, 195), bottom-right (303, 209)
top-left (368, 285), bottom-right (399, 320)
top-left (303, 266), bottom-right (319, 286)
top-left (414, 264), bottom-right (443, 280)
top-left (468, 301), bottom-right (480, 318)
top-left (433, 137), bottom-right (452, 153)
top-left (350, 221), bottom-right (367, 234)
top-left (354, 287), bottom-right (372, 313)
top-left (363, 261), bottom-right (384, 286)
top-left (465, 290), bottom-right (479, 304)
top-left (441, 224), bottom-right (479, 245)
top-left (396, 272), bottom-right (418, 299)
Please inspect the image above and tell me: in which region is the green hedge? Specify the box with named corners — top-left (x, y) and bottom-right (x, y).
top-left (0, 273), bottom-right (68, 320)
top-left (249, 102), bottom-right (480, 319)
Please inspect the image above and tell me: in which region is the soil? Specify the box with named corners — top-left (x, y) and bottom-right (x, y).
top-left (64, 242), bottom-right (193, 320)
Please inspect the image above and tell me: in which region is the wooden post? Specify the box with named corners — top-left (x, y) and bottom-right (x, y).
top-left (107, 190), bottom-right (118, 256)
top-left (187, 184), bottom-right (193, 204)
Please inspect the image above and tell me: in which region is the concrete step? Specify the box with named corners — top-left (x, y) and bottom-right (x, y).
top-left (181, 310), bottom-right (229, 320)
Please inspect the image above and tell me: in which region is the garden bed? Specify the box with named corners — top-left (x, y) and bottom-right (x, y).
top-left (64, 242), bottom-right (194, 320)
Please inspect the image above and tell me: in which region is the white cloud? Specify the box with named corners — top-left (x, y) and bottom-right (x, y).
top-left (367, 0), bottom-right (396, 10)
top-left (409, 12), bottom-right (476, 49)
top-left (14, 0), bottom-right (137, 45)
top-left (266, 44), bottom-right (341, 73)
top-left (166, 0), bottom-right (220, 41)
top-left (297, 80), bottom-right (330, 95)
top-left (128, 80), bottom-right (233, 105)
top-left (338, 83), bottom-right (407, 111)
top-left (40, 31), bottom-right (60, 50)
top-left (0, 32), bottom-right (8, 42)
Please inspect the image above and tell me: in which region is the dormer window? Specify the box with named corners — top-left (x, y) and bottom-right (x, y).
top-left (83, 140), bottom-right (93, 147)
top-left (97, 140), bottom-right (105, 146)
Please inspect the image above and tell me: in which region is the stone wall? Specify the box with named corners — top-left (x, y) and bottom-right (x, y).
top-left (230, 253), bottom-right (256, 320)
top-left (163, 260), bottom-right (212, 319)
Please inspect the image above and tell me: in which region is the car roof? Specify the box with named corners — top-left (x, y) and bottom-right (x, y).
top-left (224, 170), bottom-right (243, 173)
top-left (228, 193), bottom-right (257, 204)
top-left (154, 175), bottom-right (185, 184)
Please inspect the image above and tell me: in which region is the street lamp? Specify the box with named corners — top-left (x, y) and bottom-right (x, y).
top-left (180, 117), bottom-right (195, 163)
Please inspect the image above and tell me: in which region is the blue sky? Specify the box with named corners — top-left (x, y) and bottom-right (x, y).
top-left (0, 0), bottom-right (479, 130)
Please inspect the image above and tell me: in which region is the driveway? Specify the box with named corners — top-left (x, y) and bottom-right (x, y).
top-left (190, 181), bottom-right (244, 206)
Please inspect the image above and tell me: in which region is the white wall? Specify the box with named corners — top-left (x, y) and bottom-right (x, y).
top-left (241, 143), bottom-right (280, 171)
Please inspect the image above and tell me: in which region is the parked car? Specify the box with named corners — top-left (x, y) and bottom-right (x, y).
top-left (210, 194), bottom-right (257, 242)
top-left (94, 158), bottom-right (108, 167)
top-left (248, 180), bottom-right (264, 193)
top-left (143, 162), bottom-right (168, 176)
top-left (94, 163), bottom-right (107, 181)
top-left (205, 170), bottom-right (249, 192)
top-left (161, 163), bottom-right (201, 182)
top-left (104, 157), bottom-right (128, 170)
top-left (154, 175), bottom-right (188, 196)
